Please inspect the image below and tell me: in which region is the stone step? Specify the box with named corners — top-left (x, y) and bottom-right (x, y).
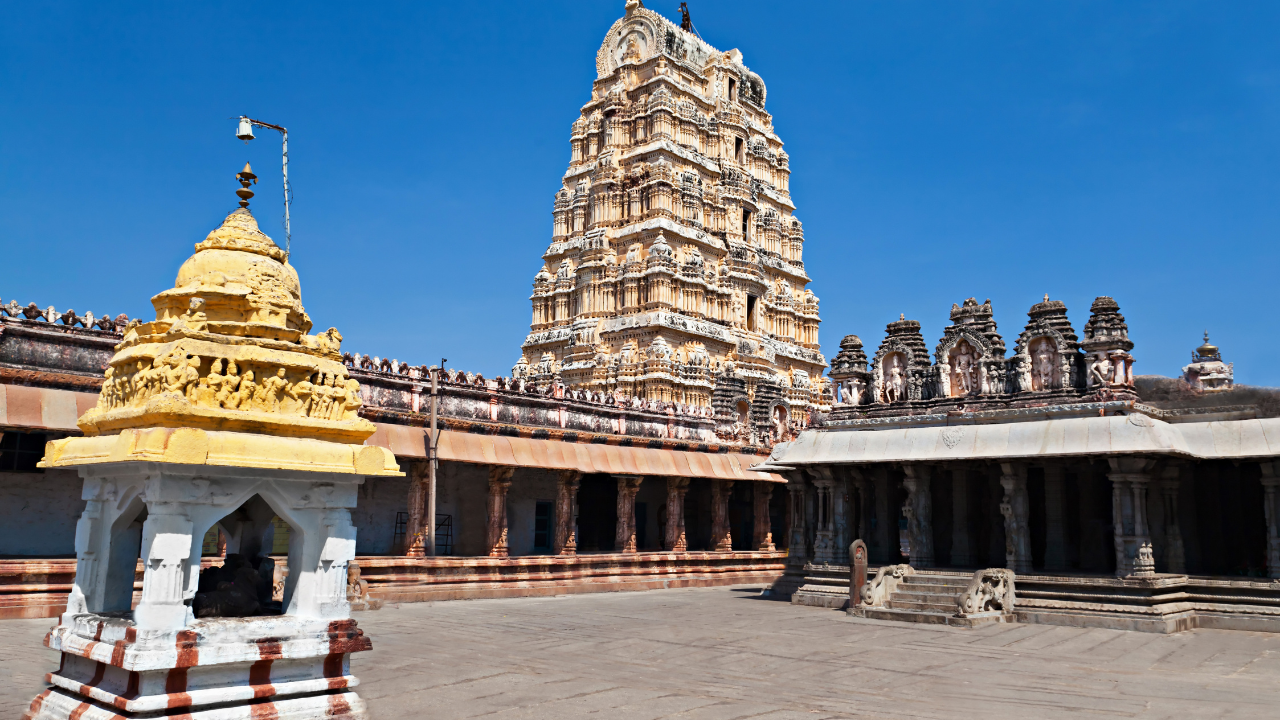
top-left (861, 607), bottom-right (953, 625)
top-left (887, 599), bottom-right (957, 613)
top-left (901, 575), bottom-right (972, 587)
top-left (892, 591), bottom-right (960, 605)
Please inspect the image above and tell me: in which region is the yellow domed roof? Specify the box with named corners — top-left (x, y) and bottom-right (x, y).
top-left (153, 187), bottom-right (310, 339)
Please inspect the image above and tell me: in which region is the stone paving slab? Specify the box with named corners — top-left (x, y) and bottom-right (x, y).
top-left (3, 585), bottom-right (1280, 718)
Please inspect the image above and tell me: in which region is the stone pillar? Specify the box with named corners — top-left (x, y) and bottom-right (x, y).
top-left (901, 465), bottom-right (934, 568)
top-left (665, 477), bottom-right (690, 551)
top-left (810, 468), bottom-right (836, 563)
top-left (753, 482), bottom-right (775, 551)
top-left (873, 467), bottom-right (893, 563)
top-left (1159, 464), bottom-right (1186, 574)
top-left (999, 462), bottom-right (1032, 573)
top-left (787, 475), bottom-right (808, 566)
top-left (553, 470), bottom-right (581, 556)
top-left (134, 503), bottom-right (197, 631)
top-left (711, 479), bottom-right (735, 552)
top-left (405, 460), bottom-right (428, 557)
top-left (1260, 462), bottom-right (1280, 579)
top-left (1043, 465), bottom-right (1068, 571)
top-left (950, 467), bottom-right (973, 568)
top-left (486, 466), bottom-right (515, 558)
top-left (833, 471), bottom-right (850, 564)
top-left (851, 469), bottom-right (871, 545)
top-left (1107, 457), bottom-right (1156, 577)
top-left (615, 475), bottom-right (643, 553)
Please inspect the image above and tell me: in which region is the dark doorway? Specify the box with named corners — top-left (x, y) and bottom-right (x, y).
top-left (576, 475), bottom-right (618, 552)
top-left (634, 501), bottom-right (647, 550)
top-left (533, 501), bottom-right (553, 553)
top-left (729, 482), bottom-right (754, 550)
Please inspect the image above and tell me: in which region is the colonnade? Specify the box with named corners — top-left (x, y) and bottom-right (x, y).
top-left (786, 458), bottom-right (1280, 579)
top-left (407, 467), bottom-right (785, 559)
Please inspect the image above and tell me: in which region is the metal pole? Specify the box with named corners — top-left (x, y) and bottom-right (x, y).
top-left (426, 365), bottom-right (440, 556)
top-left (280, 129), bottom-right (290, 257)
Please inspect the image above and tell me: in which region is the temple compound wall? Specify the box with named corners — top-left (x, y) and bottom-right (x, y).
top-left (0, 291), bottom-right (789, 620)
top-left (514, 1), bottom-right (827, 447)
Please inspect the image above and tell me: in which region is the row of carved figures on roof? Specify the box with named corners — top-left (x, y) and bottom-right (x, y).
top-left (0, 299), bottom-right (130, 332)
top-left (338, 351), bottom-right (714, 416)
top-left (98, 349), bottom-right (362, 421)
top-left (829, 296), bottom-right (1137, 406)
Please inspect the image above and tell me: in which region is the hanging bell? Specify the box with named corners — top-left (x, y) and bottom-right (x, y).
top-left (236, 117), bottom-right (255, 142)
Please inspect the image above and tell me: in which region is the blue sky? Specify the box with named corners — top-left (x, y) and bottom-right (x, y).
top-left (3, 1), bottom-right (1278, 384)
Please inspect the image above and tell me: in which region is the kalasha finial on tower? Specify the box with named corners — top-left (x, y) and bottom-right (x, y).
top-left (235, 162), bottom-right (257, 208)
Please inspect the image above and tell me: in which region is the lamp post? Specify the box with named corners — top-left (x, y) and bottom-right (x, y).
top-left (236, 116), bottom-right (292, 256)
top-left (428, 358), bottom-right (446, 556)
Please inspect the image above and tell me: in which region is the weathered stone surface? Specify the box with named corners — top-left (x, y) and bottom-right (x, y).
top-left (9, 585), bottom-right (1280, 719)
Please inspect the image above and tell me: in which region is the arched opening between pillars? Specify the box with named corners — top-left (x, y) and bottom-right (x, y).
top-left (190, 493), bottom-right (304, 618)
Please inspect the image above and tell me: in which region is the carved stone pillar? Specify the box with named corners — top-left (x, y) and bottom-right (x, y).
top-left (711, 480), bottom-right (735, 552)
top-left (901, 465), bottom-right (934, 568)
top-left (665, 477), bottom-right (690, 551)
top-left (950, 467), bottom-right (973, 567)
top-left (999, 463), bottom-right (1032, 573)
top-left (486, 466), bottom-right (515, 558)
top-left (405, 461), bottom-right (428, 557)
top-left (1107, 457), bottom-right (1156, 577)
top-left (614, 475), bottom-right (643, 553)
top-left (851, 469), bottom-right (871, 545)
top-left (753, 482), bottom-right (775, 551)
top-left (553, 470), bottom-right (581, 556)
top-left (787, 475), bottom-right (808, 567)
top-left (1159, 464), bottom-right (1186, 574)
top-left (1043, 465), bottom-right (1068, 571)
top-left (809, 468), bottom-right (836, 563)
top-left (833, 472), bottom-right (850, 564)
top-left (1260, 462), bottom-right (1280, 579)
top-left (872, 467), bottom-right (893, 563)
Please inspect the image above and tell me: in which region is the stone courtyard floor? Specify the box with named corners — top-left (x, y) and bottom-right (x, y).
top-left (4, 585), bottom-right (1280, 718)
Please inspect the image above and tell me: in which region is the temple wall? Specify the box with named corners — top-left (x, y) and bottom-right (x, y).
top-left (352, 474), bottom-right (412, 555)
top-left (635, 479), bottom-right (666, 551)
top-left (0, 468), bottom-right (84, 556)
top-left (436, 461), bottom-right (490, 556)
top-left (506, 468), bottom-right (559, 557)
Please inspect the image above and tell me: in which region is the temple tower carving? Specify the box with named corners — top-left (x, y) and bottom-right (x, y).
top-left (514, 1), bottom-right (826, 442)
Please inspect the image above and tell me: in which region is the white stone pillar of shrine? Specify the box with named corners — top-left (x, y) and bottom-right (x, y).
top-left (553, 470), bottom-right (581, 556)
top-left (753, 482), bottom-right (775, 551)
top-left (711, 479), bottom-right (735, 552)
top-left (615, 475), bottom-right (644, 553)
top-left (486, 466), bottom-right (515, 558)
top-left (1108, 457), bottom-right (1156, 577)
top-left (1159, 464), bottom-right (1187, 574)
top-left (665, 477), bottom-right (690, 551)
top-left (901, 465), bottom-right (934, 568)
top-left (1260, 462), bottom-right (1280, 579)
top-left (1043, 465), bottom-right (1069, 571)
top-left (950, 467), bottom-right (973, 568)
top-left (809, 468), bottom-right (837, 563)
top-left (999, 462), bottom-right (1033, 573)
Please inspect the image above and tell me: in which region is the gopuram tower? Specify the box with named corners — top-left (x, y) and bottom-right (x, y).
top-left (515, 0), bottom-right (827, 444)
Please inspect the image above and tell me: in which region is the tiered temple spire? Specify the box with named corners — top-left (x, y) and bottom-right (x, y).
top-left (515, 2), bottom-right (826, 429)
